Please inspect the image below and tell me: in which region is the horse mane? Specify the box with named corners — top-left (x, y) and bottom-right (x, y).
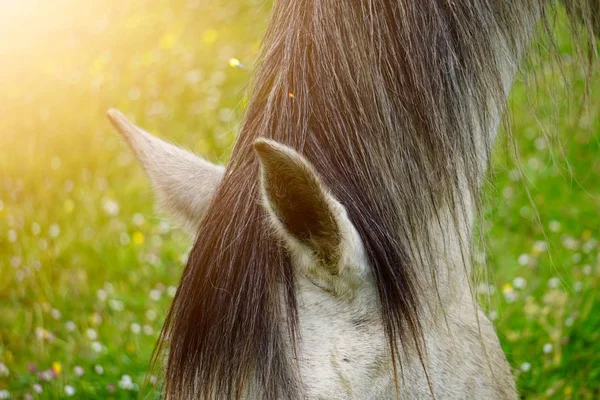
top-left (154, 1), bottom-right (597, 398)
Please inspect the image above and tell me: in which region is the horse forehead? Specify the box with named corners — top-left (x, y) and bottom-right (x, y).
top-left (295, 286), bottom-right (393, 399)
top-left (296, 277), bottom-right (383, 345)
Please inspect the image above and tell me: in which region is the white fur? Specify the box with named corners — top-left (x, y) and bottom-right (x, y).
top-left (107, 109), bottom-right (223, 235)
top-left (109, 114), bottom-right (517, 398)
top-left (253, 139), bottom-right (516, 399)
top-left (107, 10), bottom-right (546, 389)
top-left (111, 114), bottom-right (517, 397)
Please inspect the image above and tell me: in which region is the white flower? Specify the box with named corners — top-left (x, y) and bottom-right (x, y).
top-left (146, 309), bottom-right (157, 321)
top-left (74, 366), bottom-right (84, 377)
top-left (513, 277), bottom-right (527, 290)
top-left (51, 156), bottom-right (62, 170)
top-left (130, 323), bottom-right (141, 334)
top-left (132, 213), bottom-right (146, 226)
top-left (548, 220), bottom-right (561, 232)
top-left (147, 253), bottom-right (159, 265)
top-left (502, 186), bottom-right (513, 199)
top-left (35, 327), bottom-right (45, 340)
top-left (64, 385), bottom-right (75, 397)
top-left (10, 257), bottom-right (21, 268)
top-left (102, 198), bottom-right (120, 216)
top-left (583, 238), bottom-right (597, 253)
top-left (90, 312), bottom-right (102, 326)
top-left (97, 289), bottom-right (107, 302)
top-left (547, 277), bottom-right (560, 289)
top-left (49, 223), bottom-right (61, 238)
top-left (534, 137), bottom-right (547, 150)
top-left (562, 236), bottom-right (578, 250)
top-left (86, 328), bottom-right (98, 340)
top-left (64, 180), bottom-right (74, 192)
top-left (33, 384), bottom-right (43, 393)
top-left (0, 389), bottom-right (10, 399)
top-left (120, 233), bottom-right (131, 245)
top-left (31, 222), bottom-right (41, 236)
top-left (503, 290), bottom-right (518, 303)
top-left (118, 374), bottom-right (139, 391)
top-left (0, 363), bottom-right (9, 377)
top-left (51, 308), bottom-right (62, 320)
top-left (517, 254), bottom-right (529, 266)
top-left (185, 69), bottom-right (203, 85)
top-left (159, 221), bottom-right (171, 234)
top-left (128, 87), bottom-right (141, 101)
top-left (10, 255), bottom-right (25, 270)
top-left (520, 362), bottom-right (531, 372)
top-left (91, 341), bottom-right (103, 353)
top-left (94, 364), bottom-right (104, 375)
top-left (533, 240), bottom-right (547, 253)
top-left (149, 289), bottom-right (162, 301)
top-left (65, 321), bottom-right (77, 332)
top-left (109, 299), bottom-right (124, 311)
top-left (39, 371), bottom-right (52, 381)
top-left (543, 343), bottom-right (553, 354)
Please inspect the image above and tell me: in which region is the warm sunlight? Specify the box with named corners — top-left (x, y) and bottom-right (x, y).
top-left (1, 1), bottom-right (598, 399)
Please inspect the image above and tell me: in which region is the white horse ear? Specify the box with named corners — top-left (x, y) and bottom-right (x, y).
top-left (107, 109), bottom-right (223, 235)
top-left (253, 138), bottom-right (364, 276)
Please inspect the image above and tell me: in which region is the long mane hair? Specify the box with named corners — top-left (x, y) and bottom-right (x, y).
top-left (154, 1), bottom-right (597, 398)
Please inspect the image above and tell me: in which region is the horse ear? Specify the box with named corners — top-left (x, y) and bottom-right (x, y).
top-left (254, 138), bottom-right (361, 275)
top-left (107, 109), bottom-right (223, 235)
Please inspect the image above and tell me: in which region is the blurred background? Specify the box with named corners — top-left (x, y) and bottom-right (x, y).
top-left (0, 0), bottom-right (598, 398)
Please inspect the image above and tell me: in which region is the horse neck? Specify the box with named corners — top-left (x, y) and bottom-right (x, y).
top-left (421, 2), bottom-right (542, 305)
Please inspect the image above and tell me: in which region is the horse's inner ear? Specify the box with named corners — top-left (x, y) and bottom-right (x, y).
top-left (254, 139), bottom-right (343, 273)
top-left (107, 109), bottom-right (224, 236)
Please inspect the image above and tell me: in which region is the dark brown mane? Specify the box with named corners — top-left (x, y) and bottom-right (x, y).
top-left (154, 1), bottom-right (597, 398)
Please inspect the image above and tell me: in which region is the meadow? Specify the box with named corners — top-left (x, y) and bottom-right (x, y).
top-left (0, 0), bottom-right (598, 398)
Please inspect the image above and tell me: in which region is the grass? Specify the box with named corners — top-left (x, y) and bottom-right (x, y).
top-left (0, 0), bottom-right (598, 398)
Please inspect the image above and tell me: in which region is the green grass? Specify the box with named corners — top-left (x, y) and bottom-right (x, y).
top-left (0, 1), bottom-right (598, 398)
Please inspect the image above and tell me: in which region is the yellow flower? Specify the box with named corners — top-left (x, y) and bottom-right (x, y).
top-left (126, 343), bottom-right (136, 354)
top-left (564, 385), bottom-right (572, 396)
top-left (505, 330), bottom-right (519, 342)
top-left (228, 58), bottom-right (242, 68)
top-left (202, 29), bottom-right (218, 45)
top-left (52, 362), bottom-right (62, 375)
top-left (501, 283), bottom-right (513, 293)
top-left (523, 296), bottom-right (539, 317)
top-left (91, 57), bottom-right (104, 74)
top-left (142, 51), bottom-right (154, 66)
top-left (63, 199), bottom-right (75, 214)
top-left (159, 33), bottom-right (178, 50)
top-left (132, 231), bottom-right (145, 245)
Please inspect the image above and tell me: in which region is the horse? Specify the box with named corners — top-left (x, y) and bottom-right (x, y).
top-left (107, 1), bottom-right (598, 398)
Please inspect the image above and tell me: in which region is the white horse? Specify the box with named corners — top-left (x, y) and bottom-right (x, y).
top-left (108, 0), bottom-right (596, 398)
